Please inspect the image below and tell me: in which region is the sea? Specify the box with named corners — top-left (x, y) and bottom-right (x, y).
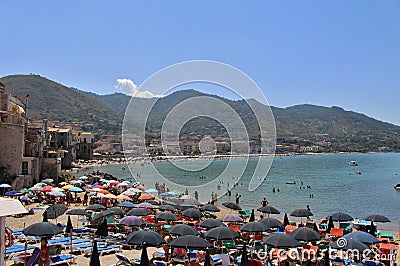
top-left (76, 153), bottom-right (400, 231)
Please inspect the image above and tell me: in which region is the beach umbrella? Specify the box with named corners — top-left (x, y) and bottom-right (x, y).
top-left (204, 249), bottom-right (211, 266)
top-left (44, 204), bottom-right (68, 219)
top-left (137, 202), bottom-right (156, 209)
top-left (342, 231), bottom-right (380, 244)
top-left (118, 201), bottom-right (135, 208)
top-left (109, 180), bottom-right (120, 185)
top-left (96, 219), bottom-right (109, 237)
top-left (222, 202), bottom-right (242, 210)
top-left (30, 186), bottom-right (42, 192)
top-left (198, 219), bottom-right (224, 229)
top-left (168, 224), bottom-right (198, 236)
top-left (257, 206), bottom-right (280, 216)
top-left (138, 193), bottom-right (155, 201)
top-left (249, 209), bottom-right (255, 222)
top-left (200, 204), bottom-right (221, 212)
top-left (144, 188), bottom-right (158, 193)
top-left (260, 218), bottom-right (282, 228)
top-left (168, 235), bottom-right (212, 249)
top-left (79, 175), bottom-right (89, 180)
top-left (178, 204), bottom-right (196, 211)
top-left (364, 214), bottom-right (391, 223)
top-left (69, 187), bottom-right (83, 193)
top-left (182, 198), bottom-right (202, 206)
top-left (165, 198), bottom-right (181, 205)
top-left (0, 183), bottom-right (11, 188)
top-left (159, 204), bottom-right (176, 211)
top-left (290, 209), bottom-right (313, 217)
top-left (41, 185), bottom-right (53, 193)
top-left (144, 200), bottom-right (159, 205)
top-left (155, 212), bottom-right (178, 222)
top-left (120, 216), bottom-right (144, 227)
top-left (283, 213), bottom-right (290, 226)
top-left (42, 210), bottom-right (48, 222)
top-left (126, 230), bottom-right (165, 247)
top-left (240, 222), bottom-right (269, 232)
top-left (101, 193), bottom-right (117, 199)
top-left (241, 242), bottom-right (249, 266)
top-left (97, 189), bottom-right (110, 194)
top-left (117, 183), bottom-right (128, 187)
top-left (90, 240), bottom-right (101, 266)
top-left (51, 187), bottom-right (64, 192)
top-left (205, 226), bottom-right (239, 240)
top-left (23, 222), bottom-right (63, 236)
top-left (289, 227), bottom-right (321, 242)
top-left (66, 209), bottom-right (91, 217)
top-left (262, 233), bottom-right (300, 248)
top-left (86, 204), bottom-right (106, 211)
top-left (72, 180), bottom-right (83, 185)
top-left (59, 182), bottom-right (68, 186)
top-left (91, 209), bottom-right (115, 224)
top-left (330, 238), bottom-right (369, 252)
top-left (127, 208), bottom-right (149, 217)
top-left (62, 184), bottom-right (74, 190)
top-left (159, 192), bottom-right (174, 197)
top-left (20, 196), bottom-right (31, 201)
top-left (5, 190), bottom-right (23, 196)
top-left (48, 191), bottom-right (66, 197)
top-left (327, 216), bottom-right (334, 232)
top-left (220, 214), bottom-right (243, 222)
top-left (140, 244), bottom-right (150, 266)
top-left (182, 208), bottom-right (203, 219)
top-left (108, 207), bottom-right (126, 217)
top-left (327, 212), bottom-right (353, 222)
top-left (123, 188), bottom-right (143, 196)
top-left (92, 185), bottom-right (104, 189)
top-left (116, 194), bottom-right (131, 201)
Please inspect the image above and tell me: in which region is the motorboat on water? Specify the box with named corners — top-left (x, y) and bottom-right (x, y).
top-left (285, 181), bottom-right (296, 185)
top-left (394, 184), bottom-right (400, 190)
top-left (350, 161), bottom-right (358, 166)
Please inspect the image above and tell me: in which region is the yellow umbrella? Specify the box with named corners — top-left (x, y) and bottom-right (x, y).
top-left (62, 185), bottom-right (74, 190)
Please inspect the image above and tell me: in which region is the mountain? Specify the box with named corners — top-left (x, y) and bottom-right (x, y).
top-left (0, 74), bottom-right (122, 133)
top-left (1, 74), bottom-right (400, 152)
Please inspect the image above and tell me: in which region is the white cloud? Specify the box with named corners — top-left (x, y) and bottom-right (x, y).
top-left (116, 78), bottom-right (162, 98)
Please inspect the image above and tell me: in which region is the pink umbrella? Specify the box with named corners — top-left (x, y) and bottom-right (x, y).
top-left (92, 185), bottom-right (104, 189)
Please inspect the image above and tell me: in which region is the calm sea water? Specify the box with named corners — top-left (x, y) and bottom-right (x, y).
top-left (78, 153), bottom-right (400, 230)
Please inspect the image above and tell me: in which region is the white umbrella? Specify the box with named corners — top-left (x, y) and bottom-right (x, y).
top-left (0, 184), bottom-right (11, 188)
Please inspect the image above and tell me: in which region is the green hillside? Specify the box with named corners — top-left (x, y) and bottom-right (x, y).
top-left (0, 74), bottom-right (122, 133)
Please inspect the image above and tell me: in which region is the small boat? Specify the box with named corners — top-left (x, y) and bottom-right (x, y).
top-left (350, 161), bottom-right (358, 166)
top-left (394, 184), bottom-right (400, 190)
top-left (286, 181), bottom-right (296, 185)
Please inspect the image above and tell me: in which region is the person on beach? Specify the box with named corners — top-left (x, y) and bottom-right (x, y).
top-left (194, 190), bottom-right (199, 201)
top-left (261, 198), bottom-right (268, 207)
top-left (235, 193), bottom-right (241, 204)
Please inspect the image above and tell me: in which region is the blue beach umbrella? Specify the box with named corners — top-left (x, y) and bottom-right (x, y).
top-left (118, 201), bottom-right (135, 208)
top-left (69, 187), bottom-right (84, 193)
top-left (20, 196), bottom-right (31, 201)
top-left (144, 188), bottom-right (158, 193)
top-left (79, 176), bottom-right (89, 180)
top-left (5, 190), bottom-right (23, 196)
top-left (343, 231), bottom-right (380, 244)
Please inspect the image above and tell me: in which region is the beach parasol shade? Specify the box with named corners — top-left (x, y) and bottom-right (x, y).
top-left (79, 175), bottom-right (89, 180)
top-left (168, 235), bottom-right (212, 249)
top-left (48, 191), bottom-right (66, 197)
top-left (200, 204), bottom-right (221, 212)
top-left (205, 226), bottom-right (239, 241)
top-left (69, 187), bottom-right (83, 193)
top-left (327, 212), bottom-right (353, 222)
top-left (108, 207), bottom-right (126, 217)
top-left (262, 233), bottom-right (300, 248)
top-left (144, 200), bottom-right (159, 205)
top-left (23, 222), bottom-right (63, 236)
top-left (364, 214), bottom-right (391, 223)
top-left (126, 230), bottom-right (165, 247)
top-left (97, 189), bottom-right (110, 194)
top-left (329, 238), bottom-right (369, 252)
top-left (257, 206), bottom-right (280, 214)
top-left (120, 216), bottom-right (144, 227)
top-left (90, 240), bottom-right (101, 266)
top-left (109, 180), bottom-right (120, 185)
top-left (5, 190), bottom-right (23, 196)
top-left (116, 194), bottom-right (131, 201)
top-left (283, 213), bottom-right (290, 226)
top-left (62, 184), bottom-right (74, 190)
top-left (241, 242), bottom-right (249, 266)
top-left (198, 219), bottom-right (224, 229)
top-left (66, 216), bottom-right (73, 233)
top-left (138, 193), bottom-right (155, 201)
top-left (44, 204), bottom-right (68, 219)
top-left (220, 214), bottom-right (243, 222)
top-left (182, 198), bottom-right (202, 206)
top-left (159, 192), bottom-right (174, 197)
top-left (177, 204), bottom-right (196, 211)
top-left (96, 219), bottom-right (109, 237)
top-left (41, 185), bottom-right (53, 192)
top-left (86, 204), bottom-right (106, 211)
top-left (144, 188), bottom-right (158, 193)
top-left (91, 209), bottom-right (115, 223)
top-left (342, 231), bottom-right (380, 244)
top-left (51, 187), bottom-right (64, 192)
top-left (289, 227), bottom-right (321, 242)
top-left (66, 209), bottom-right (91, 217)
top-left (159, 204), bottom-right (176, 211)
top-left (155, 212), bottom-right (178, 222)
top-left (168, 224), bottom-right (198, 236)
top-left (127, 208), bottom-right (149, 217)
top-left (240, 222), bottom-right (269, 232)
top-left (290, 209), bottom-right (313, 217)
top-left (182, 208), bottom-right (203, 219)
top-left (140, 244), bottom-right (150, 266)
top-left (0, 183), bottom-right (11, 188)
top-left (137, 202), bottom-right (156, 209)
top-left (222, 202), bottom-right (242, 210)
top-left (118, 201), bottom-right (135, 208)
top-left (249, 209), bottom-right (255, 222)
top-left (20, 196), bottom-right (31, 201)
top-left (260, 218), bottom-right (282, 228)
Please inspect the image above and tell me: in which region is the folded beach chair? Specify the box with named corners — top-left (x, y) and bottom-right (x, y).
top-left (25, 247), bottom-right (40, 266)
top-left (115, 253), bottom-right (138, 265)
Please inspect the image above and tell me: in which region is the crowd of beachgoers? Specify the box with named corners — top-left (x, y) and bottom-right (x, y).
top-left (1, 171), bottom-right (399, 266)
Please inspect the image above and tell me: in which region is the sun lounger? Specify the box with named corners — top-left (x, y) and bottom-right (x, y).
top-left (379, 231), bottom-right (394, 240)
top-left (329, 228), bottom-right (344, 238)
top-left (48, 237), bottom-right (77, 244)
top-left (50, 254), bottom-right (76, 265)
top-left (6, 244), bottom-right (37, 256)
top-left (115, 253), bottom-right (138, 265)
top-left (152, 251), bottom-right (166, 259)
top-left (89, 244), bottom-right (120, 256)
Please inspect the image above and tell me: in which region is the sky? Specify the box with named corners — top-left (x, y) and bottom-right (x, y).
top-left (1, 1), bottom-right (400, 124)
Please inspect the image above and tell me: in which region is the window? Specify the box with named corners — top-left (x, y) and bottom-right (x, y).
top-left (21, 162), bottom-right (28, 175)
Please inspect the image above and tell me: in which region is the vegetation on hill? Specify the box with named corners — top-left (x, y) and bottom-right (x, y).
top-left (1, 74), bottom-right (400, 152)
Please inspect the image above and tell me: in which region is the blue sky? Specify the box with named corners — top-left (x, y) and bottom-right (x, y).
top-left (1, 1), bottom-right (400, 124)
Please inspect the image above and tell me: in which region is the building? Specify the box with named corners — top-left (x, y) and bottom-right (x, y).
top-left (75, 131), bottom-right (94, 160)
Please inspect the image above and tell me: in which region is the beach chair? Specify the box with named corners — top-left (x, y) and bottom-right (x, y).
top-left (222, 239), bottom-right (237, 252)
top-left (115, 253), bottom-right (136, 266)
top-left (284, 225), bottom-right (297, 234)
top-left (239, 210), bottom-right (251, 220)
top-left (228, 224), bottom-right (240, 233)
top-left (329, 228), bottom-right (344, 239)
top-left (50, 254), bottom-right (76, 265)
top-left (379, 231), bottom-right (394, 240)
top-left (26, 247), bottom-right (40, 266)
top-left (220, 253), bottom-right (231, 266)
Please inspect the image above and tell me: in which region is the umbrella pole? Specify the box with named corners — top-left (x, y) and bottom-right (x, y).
top-left (69, 228), bottom-right (73, 265)
top-left (24, 241), bottom-right (27, 266)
